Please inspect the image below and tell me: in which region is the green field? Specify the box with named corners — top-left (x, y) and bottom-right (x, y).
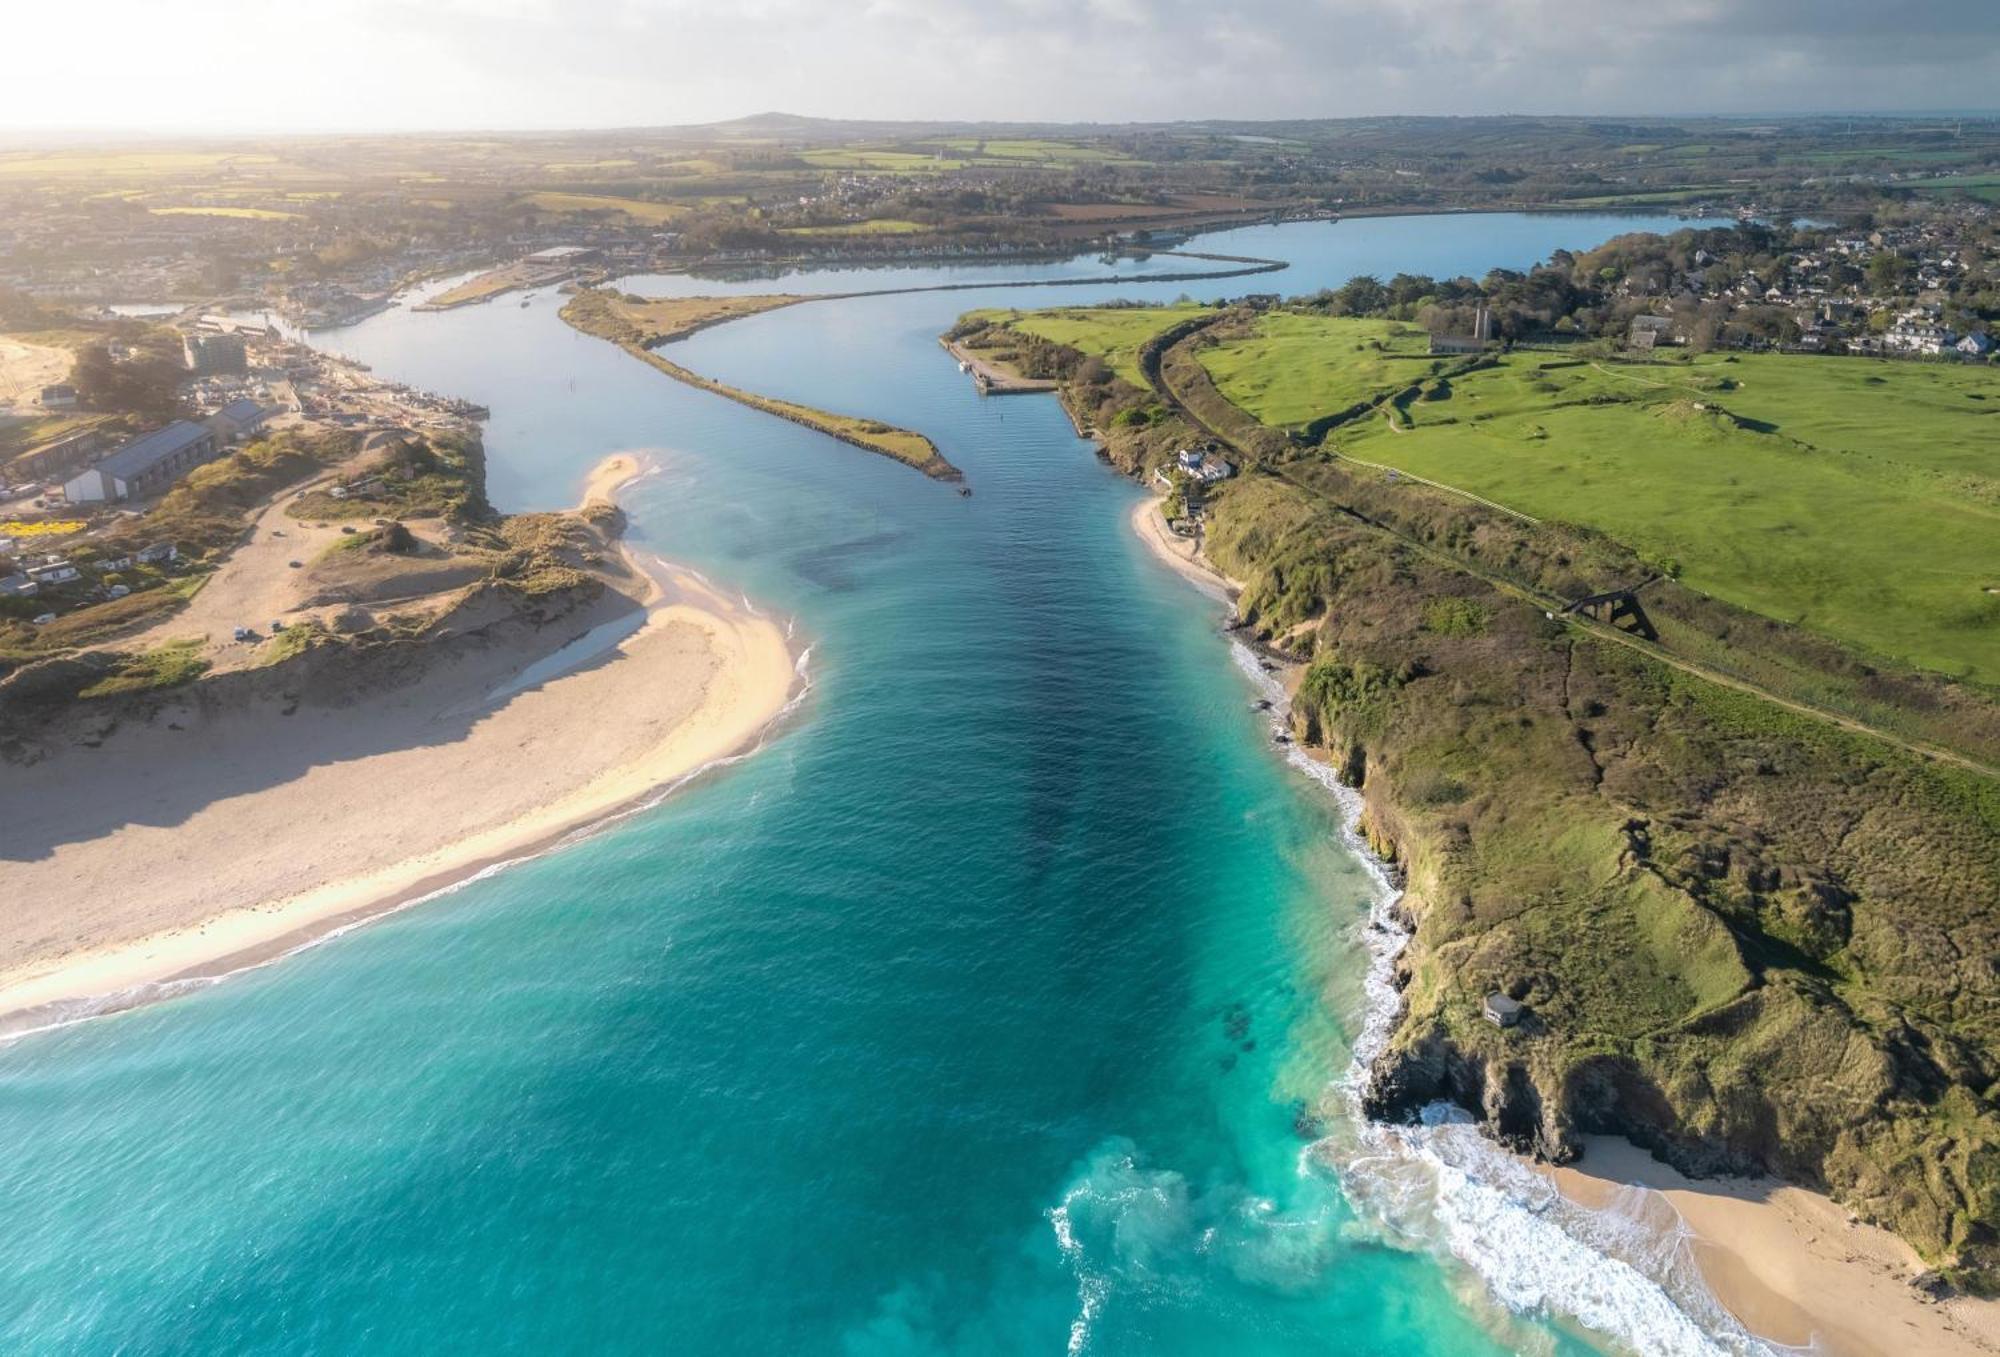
top-left (967, 304), bottom-right (1214, 387)
top-left (781, 219), bottom-right (927, 236)
top-left (524, 191), bottom-right (691, 223)
top-left (1197, 314), bottom-right (1434, 425)
top-left (1284, 350), bottom-right (2000, 677)
top-left (800, 148), bottom-right (964, 172)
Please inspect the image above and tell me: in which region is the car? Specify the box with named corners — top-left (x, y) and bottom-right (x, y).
top-left (232, 627), bottom-right (256, 642)
top-left (270, 620), bottom-right (287, 632)
top-left (271, 528), bottom-right (287, 538)
top-left (106, 584), bottom-right (131, 599)
top-left (288, 560), bottom-right (303, 569)
top-left (31, 612), bottom-right (56, 625)
top-left (341, 525), bottom-right (357, 535)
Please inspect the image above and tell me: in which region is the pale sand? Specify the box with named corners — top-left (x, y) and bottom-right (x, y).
top-left (1549, 1135), bottom-right (2000, 1357)
top-left (0, 453), bottom-right (798, 1033)
top-left (1128, 494), bottom-right (1239, 601)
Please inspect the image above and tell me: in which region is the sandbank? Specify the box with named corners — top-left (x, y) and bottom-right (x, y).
top-left (0, 453), bottom-right (799, 1036)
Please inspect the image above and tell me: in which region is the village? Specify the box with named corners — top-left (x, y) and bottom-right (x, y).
top-left (0, 312), bottom-right (484, 628)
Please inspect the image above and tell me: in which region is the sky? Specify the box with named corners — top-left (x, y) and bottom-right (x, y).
top-left (6, 0), bottom-right (1998, 133)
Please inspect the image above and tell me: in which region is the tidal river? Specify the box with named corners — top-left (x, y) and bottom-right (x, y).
top-left (0, 215), bottom-right (1756, 1354)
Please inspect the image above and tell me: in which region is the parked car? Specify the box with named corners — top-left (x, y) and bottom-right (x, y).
top-left (288, 560), bottom-right (303, 569)
top-left (31, 612), bottom-right (55, 625)
top-left (232, 627), bottom-right (256, 642)
top-left (271, 620), bottom-right (287, 632)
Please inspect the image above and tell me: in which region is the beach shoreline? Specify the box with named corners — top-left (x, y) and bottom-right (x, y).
top-left (1127, 494), bottom-right (1239, 602)
top-left (1126, 481), bottom-right (2000, 1357)
top-left (0, 453), bottom-right (803, 1040)
top-left (1543, 1135), bottom-right (2000, 1357)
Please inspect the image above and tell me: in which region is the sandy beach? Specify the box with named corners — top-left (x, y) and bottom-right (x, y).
top-left (0, 453), bottom-right (800, 1035)
top-left (1128, 494), bottom-right (1239, 601)
top-left (1547, 1135), bottom-right (2000, 1357)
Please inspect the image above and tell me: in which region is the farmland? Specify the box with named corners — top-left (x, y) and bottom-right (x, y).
top-left (1194, 313), bottom-right (1433, 425)
top-left (964, 304), bottom-right (1214, 387)
top-left (1196, 323), bottom-right (2000, 677)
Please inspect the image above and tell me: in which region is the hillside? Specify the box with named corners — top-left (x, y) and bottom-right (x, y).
top-left (958, 304), bottom-right (2000, 1291)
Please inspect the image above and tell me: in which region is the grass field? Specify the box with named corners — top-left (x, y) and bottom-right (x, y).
top-left (1197, 313), bottom-right (1434, 425)
top-left (800, 149), bottom-right (963, 172)
top-left (967, 304), bottom-right (1214, 387)
top-left (781, 219), bottom-right (927, 236)
top-left (524, 191), bottom-right (689, 223)
top-left (1281, 349), bottom-right (2000, 677)
top-left (149, 205), bottom-right (301, 221)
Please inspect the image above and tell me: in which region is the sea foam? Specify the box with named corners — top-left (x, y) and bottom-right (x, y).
top-left (1224, 638), bottom-right (1779, 1357)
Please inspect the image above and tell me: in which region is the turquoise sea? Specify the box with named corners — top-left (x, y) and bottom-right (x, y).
top-left (0, 215), bottom-right (1764, 1354)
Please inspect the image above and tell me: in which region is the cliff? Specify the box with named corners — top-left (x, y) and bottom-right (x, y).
top-left (960, 309), bottom-right (2000, 1291)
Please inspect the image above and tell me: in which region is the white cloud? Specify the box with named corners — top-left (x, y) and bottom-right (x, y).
top-left (1, 0), bottom-right (1995, 132)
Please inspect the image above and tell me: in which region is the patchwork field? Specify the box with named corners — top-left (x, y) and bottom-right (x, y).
top-left (1199, 326), bottom-right (2000, 677)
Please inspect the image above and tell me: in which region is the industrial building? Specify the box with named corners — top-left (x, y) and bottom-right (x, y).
top-left (62, 421), bottom-right (221, 503)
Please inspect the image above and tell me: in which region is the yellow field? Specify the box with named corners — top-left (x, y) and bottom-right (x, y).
top-left (0, 151), bottom-right (282, 180)
top-left (781, 219), bottom-right (928, 236)
top-left (0, 519), bottom-right (85, 538)
top-left (525, 192), bottom-right (687, 223)
top-left (149, 206), bottom-right (302, 221)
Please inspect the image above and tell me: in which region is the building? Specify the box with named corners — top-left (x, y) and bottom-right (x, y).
top-left (136, 542), bottom-right (179, 565)
top-left (524, 245), bottom-right (599, 265)
top-left (26, 559), bottom-right (80, 586)
top-left (1482, 993), bottom-right (1524, 1029)
top-left (1430, 303), bottom-right (1494, 355)
top-left (182, 331), bottom-right (248, 377)
top-left (1175, 447), bottom-right (1236, 485)
top-left (10, 426), bottom-right (109, 484)
top-left (206, 397), bottom-right (272, 443)
top-left (62, 422), bottom-right (220, 503)
top-left (0, 574), bottom-right (40, 598)
top-left (38, 383), bottom-right (77, 409)
top-left (1958, 332), bottom-right (1993, 358)
top-left (1627, 314), bottom-right (1674, 351)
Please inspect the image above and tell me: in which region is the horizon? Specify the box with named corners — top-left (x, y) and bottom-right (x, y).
top-left (5, 0), bottom-right (1998, 134)
top-left (4, 107), bottom-right (2000, 145)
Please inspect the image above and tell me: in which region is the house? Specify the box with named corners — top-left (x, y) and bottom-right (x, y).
top-left (26, 560), bottom-right (80, 586)
top-left (98, 555), bottom-right (133, 572)
top-left (205, 397), bottom-right (272, 443)
top-left (1885, 319), bottom-right (1954, 357)
top-left (1957, 333), bottom-right (1993, 358)
top-left (1628, 314), bottom-right (1674, 351)
top-left (38, 383), bottom-right (77, 409)
top-left (1482, 993), bottom-right (1524, 1029)
top-left (1176, 447), bottom-right (1235, 484)
top-left (62, 422), bottom-right (221, 503)
top-left (0, 574), bottom-right (39, 598)
top-left (135, 542), bottom-right (179, 565)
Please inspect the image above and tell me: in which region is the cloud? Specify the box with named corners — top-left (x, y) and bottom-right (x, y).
top-left (2, 0), bottom-right (1996, 131)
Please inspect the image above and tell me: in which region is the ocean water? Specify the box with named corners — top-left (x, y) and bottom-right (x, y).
top-left (0, 214), bottom-right (1756, 1354)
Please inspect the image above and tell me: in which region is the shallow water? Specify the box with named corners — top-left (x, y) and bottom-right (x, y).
top-left (0, 214), bottom-right (1756, 1354)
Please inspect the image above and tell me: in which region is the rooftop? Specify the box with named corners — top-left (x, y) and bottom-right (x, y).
top-left (95, 421), bottom-right (212, 482)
